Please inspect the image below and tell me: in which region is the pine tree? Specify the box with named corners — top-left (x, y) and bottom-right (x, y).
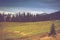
top-left (6, 14), bottom-right (11, 22)
top-left (49, 23), bottom-right (56, 37)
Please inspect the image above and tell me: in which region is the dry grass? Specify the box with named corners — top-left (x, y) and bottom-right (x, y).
top-left (0, 20), bottom-right (60, 40)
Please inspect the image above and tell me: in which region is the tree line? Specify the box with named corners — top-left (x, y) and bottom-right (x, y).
top-left (0, 11), bottom-right (60, 22)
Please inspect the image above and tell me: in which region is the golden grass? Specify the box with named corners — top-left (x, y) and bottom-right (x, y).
top-left (0, 20), bottom-right (60, 39)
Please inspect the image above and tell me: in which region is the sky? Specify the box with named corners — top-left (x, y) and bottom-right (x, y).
top-left (0, 0), bottom-right (60, 14)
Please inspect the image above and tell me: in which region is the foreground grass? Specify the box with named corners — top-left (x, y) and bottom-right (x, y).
top-left (0, 20), bottom-right (60, 39)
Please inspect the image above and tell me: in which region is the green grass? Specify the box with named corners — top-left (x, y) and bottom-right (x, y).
top-left (0, 20), bottom-right (60, 39)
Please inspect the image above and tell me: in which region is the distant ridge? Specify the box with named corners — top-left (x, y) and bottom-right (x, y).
top-left (49, 11), bottom-right (60, 20)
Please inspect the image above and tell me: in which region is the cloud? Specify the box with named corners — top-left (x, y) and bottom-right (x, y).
top-left (0, 0), bottom-right (60, 14)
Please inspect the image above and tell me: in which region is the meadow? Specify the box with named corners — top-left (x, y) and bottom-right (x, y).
top-left (0, 20), bottom-right (60, 40)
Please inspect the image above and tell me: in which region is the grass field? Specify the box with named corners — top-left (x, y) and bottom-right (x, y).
top-left (0, 20), bottom-right (60, 40)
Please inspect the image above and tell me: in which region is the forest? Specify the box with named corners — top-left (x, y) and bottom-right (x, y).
top-left (0, 11), bottom-right (60, 22)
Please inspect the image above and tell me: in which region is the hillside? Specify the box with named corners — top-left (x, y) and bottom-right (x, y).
top-left (46, 11), bottom-right (60, 20)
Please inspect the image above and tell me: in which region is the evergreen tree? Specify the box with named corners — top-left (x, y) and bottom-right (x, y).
top-left (0, 13), bottom-right (4, 22)
top-left (11, 15), bottom-right (15, 22)
top-left (6, 14), bottom-right (11, 22)
top-left (49, 23), bottom-right (56, 36)
top-left (15, 14), bottom-right (19, 22)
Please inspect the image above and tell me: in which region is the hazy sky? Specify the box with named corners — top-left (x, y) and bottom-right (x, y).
top-left (0, 0), bottom-right (60, 14)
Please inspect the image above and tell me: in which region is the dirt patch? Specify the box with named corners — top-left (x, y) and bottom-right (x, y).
top-left (2, 30), bottom-right (60, 40)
